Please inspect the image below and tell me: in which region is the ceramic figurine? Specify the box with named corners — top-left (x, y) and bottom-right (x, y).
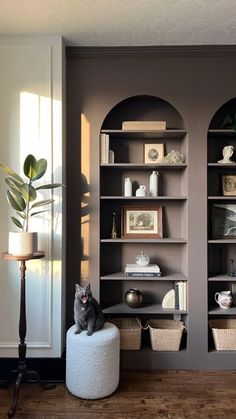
top-left (218, 145), bottom-right (235, 164)
top-left (135, 185), bottom-right (147, 197)
top-left (162, 150), bottom-right (185, 164)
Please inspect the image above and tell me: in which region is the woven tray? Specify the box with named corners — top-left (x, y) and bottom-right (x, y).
top-left (148, 319), bottom-right (185, 351)
top-left (110, 318), bottom-right (141, 350)
top-left (209, 319), bottom-right (236, 350)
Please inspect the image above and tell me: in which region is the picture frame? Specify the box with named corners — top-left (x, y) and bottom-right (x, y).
top-left (212, 204), bottom-right (236, 239)
top-left (122, 206), bottom-right (163, 238)
top-left (144, 143), bottom-right (164, 164)
top-left (222, 175), bottom-right (236, 196)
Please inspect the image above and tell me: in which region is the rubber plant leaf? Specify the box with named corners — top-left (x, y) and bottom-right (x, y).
top-left (31, 199), bottom-right (54, 209)
top-left (36, 183), bottom-right (62, 190)
top-left (23, 154), bottom-right (38, 180)
top-left (6, 190), bottom-right (26, 212)
top-left (11, 216), bottom-right (23, 229)
top-left (21, 183), bottom-right (37, 202)
top-left (32, 158), bottom-right (47, 181)
top-left (0, 163), bottom-right (24, 184)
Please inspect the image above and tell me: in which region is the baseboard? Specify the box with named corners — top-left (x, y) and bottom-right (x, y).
top-left (0, 356), bottom-right (66, 383)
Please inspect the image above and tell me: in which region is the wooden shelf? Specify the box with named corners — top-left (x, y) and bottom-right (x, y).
top-left (101, 238), bottom-right (187, 243)
top-left (208, 196), bottom-right (236, 200)
top-left (101, 196), bottom-right (187, 200)
top-left (208, 274), bottom-right (236, 281)
top-left (208, 129), bottom-right (236, 138)
top-left (102, 302), bottom-right (187, 315)
top-left (100, 272), bottom-right (188, 281)
top-left (209, 306), bottom-right (236, 315)
top-left (101, 129), bottom-right (187, 139)
top-left (208, 239), bottom-right (236, 244)
top-left (100, 163), bottom-right (187, 170)
top-left (208, 163), bottom-right (236, 168)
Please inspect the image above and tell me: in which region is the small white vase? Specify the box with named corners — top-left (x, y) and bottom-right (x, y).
top-left (149, 171), bottom-right (159, 197)
top-left (124, 178), bottom-right (132, 196)
top-left (8, 232), bottom-right (38, 256)
top-left (136, 185), bottom-right (147, 197)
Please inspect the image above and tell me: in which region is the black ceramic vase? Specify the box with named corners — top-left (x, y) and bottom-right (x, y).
top-left (124, 288), bottom-right (143, 308)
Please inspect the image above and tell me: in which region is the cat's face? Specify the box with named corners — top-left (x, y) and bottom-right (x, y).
top-left (75, 283), bottom-right (92, 304)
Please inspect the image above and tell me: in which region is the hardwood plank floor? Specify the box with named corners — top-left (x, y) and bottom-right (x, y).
top-left (1, 370), bottom-right (236, 418)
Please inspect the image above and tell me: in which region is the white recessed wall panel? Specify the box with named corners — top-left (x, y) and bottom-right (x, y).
top-left (0, 36), bottom-right (65, 357)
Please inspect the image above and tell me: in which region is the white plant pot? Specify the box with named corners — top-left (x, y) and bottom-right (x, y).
top-left (8, 232), bottom-right (38, 256)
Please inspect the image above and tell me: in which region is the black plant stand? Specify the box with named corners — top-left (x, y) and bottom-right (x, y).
top-left (1, 252), bottom-right (56, 418)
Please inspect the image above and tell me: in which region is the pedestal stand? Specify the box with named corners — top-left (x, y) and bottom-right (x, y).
top-left (1, 252), bottom-right (56, 418)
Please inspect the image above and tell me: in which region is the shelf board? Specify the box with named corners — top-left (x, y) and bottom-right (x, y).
top-left (209, 306), bottom-right (236, 315)
top-left (101, 238), bottom-right (187, 243)
top-left (101, 129), bottom-right (187, 139)
top-left (101, 196), bottom-right (187, 200)
top-left (100, 163), bottom-right (187, 170)
top-left (208, 129), bottom-right (236, 138)
top-left (208, 239), bottom-right (236, 244)
top-left (100, 272), bottom-right (188, 281)
top-left (208, 196), bottom-right (236, 200)
top-left (208, 163), bottom-right (236, 168)
top-left (208, 274), bottom-right (236, 281)
top-left (103, 303), bottom-right (187, 315)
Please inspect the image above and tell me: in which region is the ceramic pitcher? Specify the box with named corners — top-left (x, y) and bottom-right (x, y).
top-left (215, 291), bottom-right (233, 309)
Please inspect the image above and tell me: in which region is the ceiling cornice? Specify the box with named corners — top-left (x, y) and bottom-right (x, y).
top-left (66, 45), bottom-right (236, 59)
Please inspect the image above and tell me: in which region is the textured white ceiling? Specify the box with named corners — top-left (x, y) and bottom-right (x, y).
top-left (0, 0), bottom-right (236, 46)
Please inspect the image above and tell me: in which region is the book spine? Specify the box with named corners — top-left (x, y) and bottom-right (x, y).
top-left (183, 282), bottom-right (187, 310)
top-left (179, 281), bottom-right (184, 311)
top-left (100, 133), bottom-right (107, 164)
top-left (175, 281), bottom-right (179, 310)
top-left (125, 272), bottom-right (161, 277)
top-left (105, 134), bottom-right (109, 164)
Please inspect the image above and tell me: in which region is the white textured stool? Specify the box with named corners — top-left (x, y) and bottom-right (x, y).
top-left (66, 322), bottom-right (120, 399)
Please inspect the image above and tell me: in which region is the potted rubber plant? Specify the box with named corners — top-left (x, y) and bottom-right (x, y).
top-left (0, 154), bottom-right (62, 256)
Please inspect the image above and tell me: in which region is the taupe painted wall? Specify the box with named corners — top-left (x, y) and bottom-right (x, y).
top-left (66, 46), bottom-right (236, 369)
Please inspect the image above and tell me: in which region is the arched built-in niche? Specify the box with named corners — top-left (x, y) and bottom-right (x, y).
top-left (99, 94), bottom-right (189, 360)
top-left (207, 97), bottom-right (236, 352)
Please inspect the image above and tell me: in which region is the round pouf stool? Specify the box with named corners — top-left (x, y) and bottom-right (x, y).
top-left (66, 322), bottom-right (120, 399)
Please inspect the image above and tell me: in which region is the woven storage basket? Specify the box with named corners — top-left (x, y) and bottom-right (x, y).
top-left (110, 318), bottom-right (141, 350)
top-left (148, 319), bottom-right (185, 351)
top-left (209, 319), bottom-right (236, 350)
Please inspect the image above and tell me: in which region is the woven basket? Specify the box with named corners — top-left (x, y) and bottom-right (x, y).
top-left (209, 319), bottom-right (236, 350)
top-left (110, 318), bottom-right (141, 350)
top-left (148, 319), bottom-right (185, 351)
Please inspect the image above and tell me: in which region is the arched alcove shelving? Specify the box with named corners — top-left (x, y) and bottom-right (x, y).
top-left (207, 98), bottom-right (236, 352)
top-left (99, 95), bottom-right (189, 360)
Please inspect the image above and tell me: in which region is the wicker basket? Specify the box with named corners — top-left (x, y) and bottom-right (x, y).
top-left (148, 319), bottom-right (185, 351)
top-left (110, 318), bottom-right (141, 350)
top-left (209, 319), bottom-right (236, 350)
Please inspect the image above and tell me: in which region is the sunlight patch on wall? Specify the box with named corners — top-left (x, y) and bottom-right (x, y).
top-left (81, 113), bottom-right (90, 284)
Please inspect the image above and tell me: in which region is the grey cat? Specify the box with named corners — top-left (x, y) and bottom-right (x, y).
top-left (74, 283), bottom-right (105, 336)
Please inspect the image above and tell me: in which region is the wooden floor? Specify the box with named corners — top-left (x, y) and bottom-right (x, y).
top-left (1, 370), bottom-right (236, 418)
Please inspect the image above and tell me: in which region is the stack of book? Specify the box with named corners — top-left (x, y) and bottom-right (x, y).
top-left (100, 133), bottom-right (110, 164)
top-left (124, 263), bottom-right (161, 278)
top-left (174, 281), bottom-right (187, 310)
top-left (122, 121), bottom-right (166, 130)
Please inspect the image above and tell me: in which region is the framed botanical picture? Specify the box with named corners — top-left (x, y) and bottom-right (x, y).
top-left (122, 206), bottom-right (163, 238)
top-left (222, 175), bottom-right (236, 196)
top-left (212, 204), bottom-right (236, 238)
top-left (144, 143), bottom-right (164, 164)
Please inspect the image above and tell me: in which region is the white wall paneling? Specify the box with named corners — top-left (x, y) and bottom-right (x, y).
top-left (0, 36), bottom-right (65, 357)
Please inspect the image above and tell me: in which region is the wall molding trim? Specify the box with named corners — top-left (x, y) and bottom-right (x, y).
top-left (66, 45), bottom-right (236, 59)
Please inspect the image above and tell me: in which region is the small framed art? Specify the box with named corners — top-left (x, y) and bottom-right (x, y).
top-left (144, 143), bottom-right (164, 164)
top-left (122, 206), bottom-right (163, 238)
top-left (222, 175), bottom-right (236, 196)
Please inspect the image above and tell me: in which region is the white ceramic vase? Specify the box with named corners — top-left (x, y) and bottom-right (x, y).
top-left (215, 291), bottom-right (233, 309)
top-left (149, 171), bottom-right (159, 196)
top-left (124, 178), bottom-right (132, 196)
top-left (8, 232), bottom-right (38, 256)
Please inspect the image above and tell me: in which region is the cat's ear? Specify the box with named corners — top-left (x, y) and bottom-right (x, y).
top-left (86, 283), bottom-right (91, 291)
top-left (75, 283), bottom-right (81, 291)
